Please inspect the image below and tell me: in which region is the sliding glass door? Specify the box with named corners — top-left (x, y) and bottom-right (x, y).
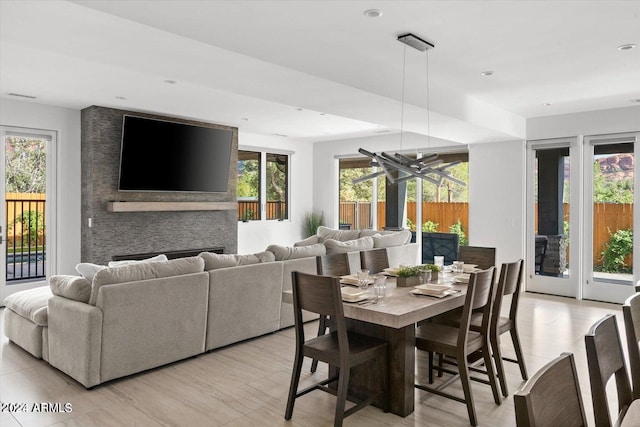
top-left (526, 138), bottom-right (580, 297)
top-left (582, 133), bottom-right (639, 303)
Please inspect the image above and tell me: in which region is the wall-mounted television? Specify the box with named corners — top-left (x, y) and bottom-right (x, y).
top-left (118, 115), bottom-right (233, 193)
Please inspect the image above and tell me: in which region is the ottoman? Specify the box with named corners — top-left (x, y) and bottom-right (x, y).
top-left (3, 286), bottom-right (52, 361)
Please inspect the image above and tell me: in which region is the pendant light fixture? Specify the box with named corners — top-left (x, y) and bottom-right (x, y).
top-left (353, 33), bottom-right (465, 187)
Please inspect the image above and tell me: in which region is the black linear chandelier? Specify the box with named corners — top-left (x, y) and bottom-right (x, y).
top-left (353, 33), bottom-right (465, 187)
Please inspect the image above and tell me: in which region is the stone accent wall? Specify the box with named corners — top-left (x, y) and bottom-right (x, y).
top-left (81, 106), bottom-right (238, 264)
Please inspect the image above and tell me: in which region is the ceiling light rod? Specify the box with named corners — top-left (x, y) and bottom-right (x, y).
top-left (397, 33), bottom-right (435, 52)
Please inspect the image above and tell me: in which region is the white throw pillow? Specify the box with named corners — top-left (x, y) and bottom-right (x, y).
top-left (372, 230), bottom-right (412, 248)
top-left (323, 236), bottom-right (374, 254)
top-left (75, 263), bottom-right (106, 281)
top-left (266, 243), bottom-right (326, 261)
top-left (107, 254), bottom-right (168, 267)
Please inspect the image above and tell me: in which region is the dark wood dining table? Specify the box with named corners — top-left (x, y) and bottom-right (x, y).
top-left (283, 274), bottom-right (468, 417)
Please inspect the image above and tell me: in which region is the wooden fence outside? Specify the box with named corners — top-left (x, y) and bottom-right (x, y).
top-left (5, 193), bottom-right (46, 243)
top-left (340, 201), bottom-right (633, 267)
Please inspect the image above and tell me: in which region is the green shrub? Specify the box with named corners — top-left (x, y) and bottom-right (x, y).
top-left (600, 228), bottom-right (633, 273)
top-left (303, 210), bottom-right (325, 238)
top-left (449, 219), bottom-right (468, 246)
top-left (422, 220), bottom-right (439, 232)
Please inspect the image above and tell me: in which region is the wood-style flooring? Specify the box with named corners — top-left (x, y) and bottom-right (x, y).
top-left (0, 292), bottom-right (627, 426)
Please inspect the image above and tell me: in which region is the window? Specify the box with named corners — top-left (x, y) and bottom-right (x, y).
top-left (238, 149), bottom-right (289, 221)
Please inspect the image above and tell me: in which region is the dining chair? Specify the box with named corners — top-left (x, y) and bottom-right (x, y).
top-left (585, 314), bottom-right (634, 427)
top-left (285, 271), bottom-right (388, 427)
top-left (421, 232), bottom-right (460, 265)
top-left (513, 352), bottom-right (587, 427)
top-left (623, 293), bottom-right (640, 400)
top-left (311, 253), bottom-right (352, 373)
top-left (359, 248), bottom-right (389, 274)
top-left (457, 246), bottom-right (496, 270)
top-left (414, 267), bottom-right (500, 426)
top-left (534, 235), bottom-right (548, 274)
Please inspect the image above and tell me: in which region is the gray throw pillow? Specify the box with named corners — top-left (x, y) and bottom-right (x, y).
top-left (372, 230), bottom-right (412, 248)
top-left (323, 236), bottom-right (374, 254)
top-left (317, 226), bottom-right (361, 242)
top-left (266, 243), bottom-right (326, 261)
top-left (50, 275), bottom-right (92, 303)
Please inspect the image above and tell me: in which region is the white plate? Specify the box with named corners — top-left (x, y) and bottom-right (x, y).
top-left (340, 274), bottom-right (374, 286)
top-left (415, 283), bottom-right (453, 291)
top-left (382, 267), bottom-right (401, 276)
top-left (462, 264), bottom-right (478, 273)
top-left (341, 288), bottom-right (369, 303)
top-left (453, 273), bottom-right (471, 283)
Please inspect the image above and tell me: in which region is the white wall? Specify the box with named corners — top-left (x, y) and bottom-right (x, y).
top-left (237, 131), bottom-right (314, 253)
top-left (468, 140), bottom-right (526, 267)
top-left (0, 99), bottom-right (81, 275)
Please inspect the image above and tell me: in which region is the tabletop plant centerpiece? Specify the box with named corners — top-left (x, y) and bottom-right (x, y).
top-left (396, 264), bottom-right (440, 287)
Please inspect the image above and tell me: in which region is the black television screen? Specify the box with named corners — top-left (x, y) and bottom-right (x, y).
top-left (118, 115), bottom-right (233, 192)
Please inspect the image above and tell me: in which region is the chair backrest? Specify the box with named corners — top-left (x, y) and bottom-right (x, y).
top-left (316, 253), bottom-right (351, 277)
top-left (457, 267), bottom-right (495, 349)
top-left (359, 248), bottom-right (389, 274)
top-left (514, 352), bottom-right (587, 427)
top-left (421, 232), bottom-right (459, 265)
top-left (623, 293), bottom-right (640, 400)
top-left (492, 259), bottom-right (524, 325)
top-left (585, 314), bottom-right (634, 427)
top-left (291, 271), bottom-right (348, 348)
top-left (458, 246), bottom-right (496, 270)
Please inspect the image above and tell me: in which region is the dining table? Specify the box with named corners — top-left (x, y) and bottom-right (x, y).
top-left (282, 270), bottom-right (469, 417)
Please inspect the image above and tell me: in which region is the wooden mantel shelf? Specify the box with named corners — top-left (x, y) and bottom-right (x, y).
top-left (107, 201), bottom-right (237, 212)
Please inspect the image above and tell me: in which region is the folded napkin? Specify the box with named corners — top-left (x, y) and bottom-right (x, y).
top-left (453, 273), bottom-right (471, 283)
top-left (341, 288), bottom-right (367, 302)
top-left (410, 288), bottom-right (459, 298)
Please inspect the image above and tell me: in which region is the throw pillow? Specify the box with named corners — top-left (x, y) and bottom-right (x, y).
top-left (107, 254), bottom-right (168, 267)
top-left (293, 235), bottom-right (319, 247)
top-left (50, 275), bottom-right (92, 303)
top-left (372, 230), bottom-right (412, 248)
top-left (266, 243), bottom-right (326, 261)
top-left (317, 226), bottom-right (361, 242)
top-left (323, 236), bottom-right (374, 254)
top-left (198, 251), bottom-right (276, 270)
top-left (75, 262), bottom-right (106, 281)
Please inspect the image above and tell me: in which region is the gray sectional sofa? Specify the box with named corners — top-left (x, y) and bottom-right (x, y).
top-left (3, 227), bottom-right (417, 388)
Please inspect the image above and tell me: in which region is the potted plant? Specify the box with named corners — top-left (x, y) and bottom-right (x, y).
top-left (302, 210), bottom-right (325, 238)
top-left (396, 265), bottom-right (440, 287)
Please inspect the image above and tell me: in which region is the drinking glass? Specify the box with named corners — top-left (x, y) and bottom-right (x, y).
top-left (453, 260), bottom-right (464, 274)
top-left (357, 269), bottom-right (370, 290)
top-left (434, 256), bottom-right (445, 270)
top-left (374, 275), bottom-right (387, 301)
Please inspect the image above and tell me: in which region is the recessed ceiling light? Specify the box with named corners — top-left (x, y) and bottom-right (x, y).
top-left (240, 117), bottom-right (249, 121)
top-left (363, 9), bottom-right (383, 18)
top-left (272, 133), bottom-right (288, 138)
top-left (115, 96), bottom-right (127, 100)
top-left (617, 43), bottom-right (636, 51)
top-left (631, 99), bottom-right (640, 103)
top-left (543, 102), bottom-right (552, 106)
top-left (481, 71), bottom-right (494, 76)
top-left (164, 79), bottom-right (177, 84)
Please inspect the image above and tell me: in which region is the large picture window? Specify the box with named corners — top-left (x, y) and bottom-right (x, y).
top-left (238, 149), bottom-right (289, 221)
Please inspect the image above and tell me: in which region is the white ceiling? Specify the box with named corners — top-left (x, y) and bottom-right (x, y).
top-left (1, 0), bottom-right (639, 144)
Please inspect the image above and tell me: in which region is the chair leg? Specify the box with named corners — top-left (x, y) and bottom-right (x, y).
top-left (334, 367), bottom-right (349, 427)
top-left (491, 332), bottom-right (509, 397)
top-left (457, 354), bottom-right (478, 427)
top-left (428, 351), bottom-right (434, 384)
top-left (510, 326), bottom-right (528, 380)
top-left (285, 350), bottom-right (304, 420)
top-left (311, 316), bottom-right (327, 373)
top-left (482, 343), bottom-right (502, 405)
top-left (437, 352), bottom-right (444, 378)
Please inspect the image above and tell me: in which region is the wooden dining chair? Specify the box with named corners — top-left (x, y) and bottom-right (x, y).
top-left (623, 293), bottom-right (640, 400)
top-left (285, 271), bottom-right (388, 427)
top-left (359, 248), bottom-right (389, 274)
top-left (513, 352), bottom-right (587, 427)
top-left (311, 253), bottom-right (352, 373)
top-left (457, 246), bottom-right (496, 270)
top-left (414, 267), bottom-right (500, 426)
top-left (585, 314), bottom-right (634, 427)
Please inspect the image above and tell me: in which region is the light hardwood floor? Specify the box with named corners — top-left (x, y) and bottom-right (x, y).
top-left (0, 292), bottom-right (627, 427)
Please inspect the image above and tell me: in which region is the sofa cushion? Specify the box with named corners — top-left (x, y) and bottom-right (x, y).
top-left (107, 254), bottom-right (168, 267)
top-left (294, 235), bottom-right (319, 247)
top-left (323, 236), bottom-right (374, 254)
top-left (75, 262), bottom-right (105, 280)
top-left (50, 275), bottom-right (92, 303)
top-left (373, 230), bottom-right (412, 248)
top-left (89, 256), bottom-right (205, 305)
top-left (317, 226), bottom-right (361, 242)
top-left (266, 243), bottom-right (326, 261)
top-left (198, 251), bottom-right (275, 270)
top-left (4, 286), bottom-right (52, 326)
